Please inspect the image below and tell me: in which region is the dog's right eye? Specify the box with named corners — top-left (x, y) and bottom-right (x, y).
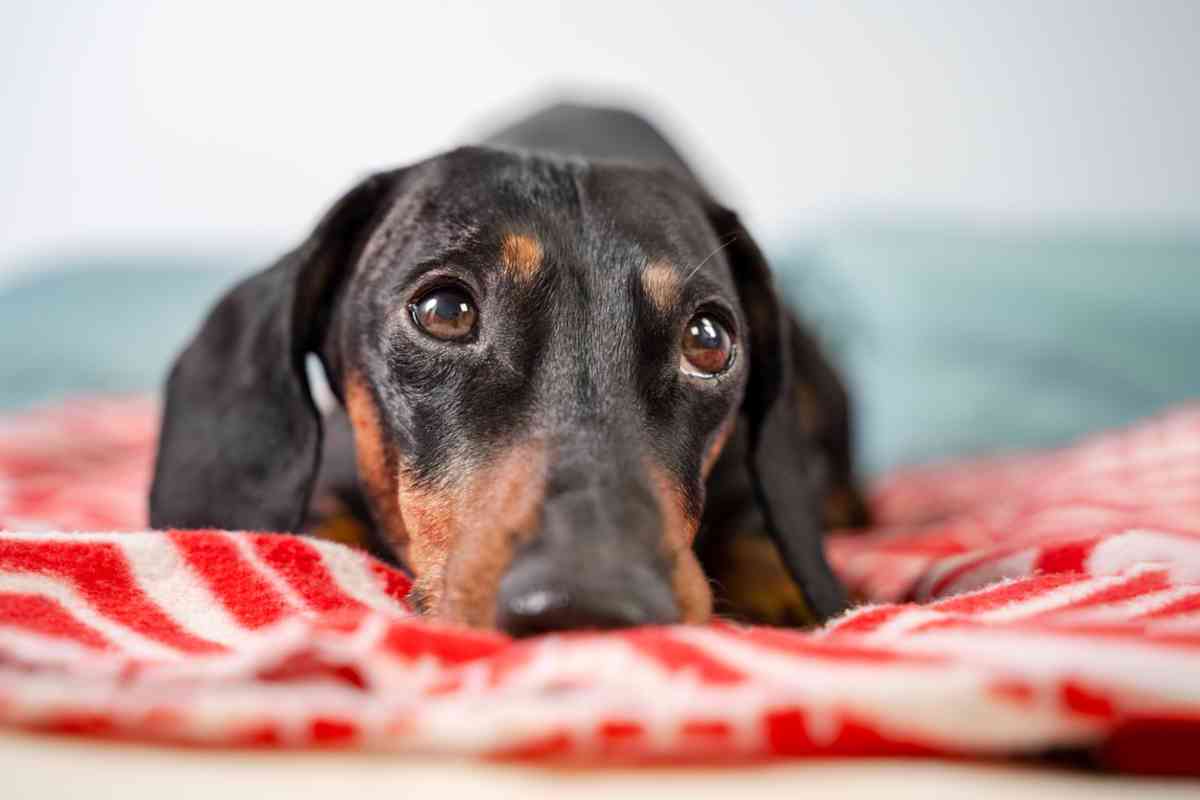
top-left (410, 286), bottom-right (478, 341)
top-left (680, 313), bottom-right (734, 377)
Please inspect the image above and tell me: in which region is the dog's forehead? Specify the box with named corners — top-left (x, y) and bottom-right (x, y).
top-left (381, 147), bottom-right (732, 288)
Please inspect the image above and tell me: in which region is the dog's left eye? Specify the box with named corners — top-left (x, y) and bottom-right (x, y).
top-left (410, 287), bottom-right (478, 341)
top-left (680, 313), bottom-right (734, 376)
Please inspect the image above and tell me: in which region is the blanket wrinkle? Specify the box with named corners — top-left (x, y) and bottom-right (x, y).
top-left (1, 397), bottom-right (1199, 774)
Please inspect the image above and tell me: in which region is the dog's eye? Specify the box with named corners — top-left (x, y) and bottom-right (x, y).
top-left (680, 313), bottom-right (734, 376)
top-left (410, 287), bottom-right (478, 341)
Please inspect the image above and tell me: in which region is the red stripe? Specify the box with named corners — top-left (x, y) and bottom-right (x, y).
top-left (378, 619), bottom-right (507, 665)
top-left (1061, 680), bottom-right (1117, 719)
top-left (249, 535), bottom-right (365, 613)
top-left (39, 713), bottom-right (119, 738)
top-left (231, 724), bottom-right (284, 748)
top-left (1140, 590), bottom-right (1200, 620)
top-left (715, 624), bottom-right (945, 665)
top-left (367, 559), bottom-right (413, 608)
top-left (764, 707), bottom-right (945, 757)
top-left (170, 531), bottom-right (291, 628)
top-left (680, 719), bottom-right (732, 740)
top-left (309, 717), bottom-right (360, 746)
top-left (824, 605), bottom-right (907, 635)
top-left (0, 539), bottom-right (223, 654)
top-left (623, 629), bottom-right (745, 685)
top-left (905, 615), bottom-right (1200, 648)
top-left (1030, 622), bottom-right (1200, 648)
top-left (0, 592), bottom-right (112, 650)
top-left (1034, 538), bottom-right (1100, 574)
top-left (597, 719), bottom-right (645, 755)
top-left (930, 572), bottom-right (1086, 614)
top-left (1050, 569), bottom-right (1170, 615)
top-left (489, 730), bottom-right (574, 761)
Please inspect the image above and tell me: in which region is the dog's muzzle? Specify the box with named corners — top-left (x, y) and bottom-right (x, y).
top-left (495, 478), bottom-right (681, 637)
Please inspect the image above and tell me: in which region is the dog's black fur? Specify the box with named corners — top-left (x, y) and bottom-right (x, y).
top-left (150, 104), bottom-right (868, 635)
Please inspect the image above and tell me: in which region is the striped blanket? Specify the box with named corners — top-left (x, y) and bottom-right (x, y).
top-left (1, 397), bottom-right (1197, 775)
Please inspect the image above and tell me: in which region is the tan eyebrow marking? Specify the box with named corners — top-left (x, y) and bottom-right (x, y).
top-left (641, 259), bottom-right (681, 313)
top-left (500, 233), bottom-right (544, 281)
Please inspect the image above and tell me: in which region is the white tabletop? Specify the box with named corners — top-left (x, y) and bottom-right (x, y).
top-left (2, 729), bottom-right (1193, 799)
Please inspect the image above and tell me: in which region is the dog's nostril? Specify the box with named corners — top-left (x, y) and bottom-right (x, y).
top-left (498, 584), bottom-right (679, 638)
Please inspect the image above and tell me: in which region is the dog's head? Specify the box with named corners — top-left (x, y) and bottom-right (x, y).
top-left (150, 146), bottom-right (848, 634)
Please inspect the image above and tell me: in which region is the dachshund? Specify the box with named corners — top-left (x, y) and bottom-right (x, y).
top-left (149, 103), bottom-right (868, 636)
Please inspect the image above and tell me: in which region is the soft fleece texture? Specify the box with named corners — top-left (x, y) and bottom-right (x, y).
top-left (0, 398), bottom-right (1198, 775)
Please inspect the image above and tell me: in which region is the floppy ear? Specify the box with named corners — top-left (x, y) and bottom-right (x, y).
top-left (708, 205), bottom-right (851, 620)
top-left (149, 171), bottom-right (399, 532)
top-left (786, 315), bottom-right (872, 532)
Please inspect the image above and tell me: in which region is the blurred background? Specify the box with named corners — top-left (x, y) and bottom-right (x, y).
top-left (2, 1), bottom-right (1197, 472)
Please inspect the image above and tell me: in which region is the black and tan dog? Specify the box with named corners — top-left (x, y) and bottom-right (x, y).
top-left (149, 104), bottom-right (868, 636)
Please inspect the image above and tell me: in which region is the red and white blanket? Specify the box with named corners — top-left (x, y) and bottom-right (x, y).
top-left (1, 397), bottom-right (1198, 775)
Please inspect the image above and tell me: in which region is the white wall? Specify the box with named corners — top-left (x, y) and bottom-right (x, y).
top-left (2, 0), bottom-right (1198, 277)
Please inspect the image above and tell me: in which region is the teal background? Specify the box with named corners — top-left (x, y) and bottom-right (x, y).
top-left (2, 227), bottom-right (1197, 473)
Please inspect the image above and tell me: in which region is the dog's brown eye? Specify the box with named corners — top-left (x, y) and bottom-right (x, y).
top-left (410, 287), bottom-right (478, 340)
top-left (680, 313), bottom-right (733, 376)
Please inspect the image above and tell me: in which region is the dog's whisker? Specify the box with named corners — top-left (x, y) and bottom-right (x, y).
top-left (683, 234), bottom-right (738, 284)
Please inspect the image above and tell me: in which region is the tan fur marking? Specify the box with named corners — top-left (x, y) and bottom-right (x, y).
top-left (346, 372), bottom-right (549, 626)
top-left (347, 367), bottom-right (714, 628)
top-left (500, 233), bottom-right (544, 281)
top-left (400, 442), bottom-right (549, 627)
top-left (711, 531), bottom-right (816, 626)
top-left (344, 375), bottom-right (407, 554)
top-left (701, 415), bottom-right (736, 481)
top-left (641, 259), bottom-right (681, 313)
top-left (646, 462), bottom-right (713, 624)
top-left (795, 383), bottom-right (822, 437)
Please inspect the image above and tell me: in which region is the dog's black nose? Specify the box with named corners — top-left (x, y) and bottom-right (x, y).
top-left (497, 561), bottom-right (680, 637)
